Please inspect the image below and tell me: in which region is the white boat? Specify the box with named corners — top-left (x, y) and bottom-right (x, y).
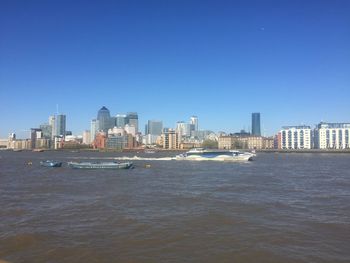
top-left (68, 161), bottom-right (133, 169)
top-left (176, 148), bottom-right (254, 162)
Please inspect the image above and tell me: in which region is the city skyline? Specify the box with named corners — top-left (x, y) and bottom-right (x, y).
top-left (1, 1), bottom-right (349, 138)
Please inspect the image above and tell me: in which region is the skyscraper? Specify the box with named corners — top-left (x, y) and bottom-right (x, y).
top-left (251, 113), bottom-right (261, 136)
top-left (49, 115), bottom-right (55, 139)
top-left (190, 116), bottom-right (199, 131)
top-left (126, 112), bottom-right (138, 133)
top-left (147, 120), bottom-right (163, 136)
top-left (90, 119), bottom-right (99, 142)
top-left (97, 106), bottom-right (112, 133)
top-left (54, 114), bottom-right (66, 137)
top-left (116, 114), bottom-right (127, 128)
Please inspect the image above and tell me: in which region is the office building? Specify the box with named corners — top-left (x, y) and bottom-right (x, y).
top-left (252, 113), bottom-right (261, 136)
top-left (314, 122), bottom-right (350, 149)
top-left (106, 135), bottom-right (128, 150)
top-left (116, 114), bottom-right (127, 128)
top-left (280, 126), bottom-right (312, 149)
top-left (54, 114), bottom-right (66, 137)
top-left (97, 106), bottom-right (112, 133)
top-left (190, 116), bottom-right (198, 132)
top-left (126, 112), bottom-right (138, 133)
top-left (49, 115), bottom-right (55, 139)
top-left (147, 120), bottom-right (163, 136)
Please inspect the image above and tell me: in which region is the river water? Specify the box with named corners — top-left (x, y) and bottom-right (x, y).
top-left (0, 151), bottom-right (349, 263)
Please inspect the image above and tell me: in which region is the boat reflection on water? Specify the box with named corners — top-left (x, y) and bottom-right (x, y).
top-left (176, 148), bottom-right (255, 162)
top-left (40, 160), bottom-right (63, 167)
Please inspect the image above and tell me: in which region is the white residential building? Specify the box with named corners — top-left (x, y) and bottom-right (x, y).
top-left (280, 126), bottom-right (312, 149)
top-left (314, 122), bottom-right (350, 149)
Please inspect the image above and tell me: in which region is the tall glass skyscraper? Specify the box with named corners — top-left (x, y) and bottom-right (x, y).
top-left (147, 120), bottom-right (163, 136)
top-left (52, 114), bottom-right (66, 137)
top-left (116, 114), bottom-right (127, 128)
top-left (190, 116), bottom-right (198, 131)
top-left (126, 112), bottom-right (138, 133)
top-left (97, 106), bottom-right (111, 133)
top-left (252, 113), bottom-right (261, 136)
top-left (90, 119), bottom-right (99, 142)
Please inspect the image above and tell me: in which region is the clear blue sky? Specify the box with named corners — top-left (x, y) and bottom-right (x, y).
top-left (1, 0), bottom-right (349, 138)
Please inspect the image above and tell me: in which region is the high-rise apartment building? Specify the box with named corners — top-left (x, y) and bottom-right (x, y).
top-left (252, 113), bottom-right (261, 136)
top-left (162, 129), bottom-right (179, 149)
top-left (314, 122), bottom-right (350, 149)
top-left (280, 126), bottom-right (312, 149)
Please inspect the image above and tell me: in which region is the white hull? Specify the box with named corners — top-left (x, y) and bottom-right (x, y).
top-left (176, 152), bottom-right (254, 162)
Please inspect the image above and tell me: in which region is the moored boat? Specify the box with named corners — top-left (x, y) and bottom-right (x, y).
top-left (176, 148), bottom-right (254, 162)
top-left (40, 160), bottom-right (62, 167)
top-left (68, 161), bottom-right (133, 169)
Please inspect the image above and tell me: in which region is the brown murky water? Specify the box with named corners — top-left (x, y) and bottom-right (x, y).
top-left (0, 151), bottom-right (349, 262)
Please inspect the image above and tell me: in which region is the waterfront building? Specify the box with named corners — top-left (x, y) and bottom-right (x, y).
top-left (0, 139), bottom-right (8, 149)
top-left (11, 139), bottom-right (31, 150)
top-left (82, 130), bottom-right (91, 145)
top-left (90, 119), bottom-right (99, 142)
top-left (40, 124), bottom-right (52, 139)
top-left (218, 135), bottom-right (274, 150)
top-left (108, 127), bottom-right (125, 136)
top-left (143, 134), bottom-right (160, 145)
top-left (252, 113), bottom-right (261, 136)
top-left (314, 122), bottom-right (350, 149)
top-left (30, 128), bottom-right (42, 149)
top-left (247, 136), bottom-right (263, 150)
top-left (35, 138), bottom-right (51, 149)
top-left (93, 132), bottom-right (107, 149)
top-left (147, 120), bottom-right (163, 136)
top-left (106, 135), bottom-right (128, 150)
top-left (124, 124), bottom-right (136, 137)
top-left (126, 112), bottom-right (139, 133)
top-left (218, 135), bottom-right (244, 149)
top-left (280, 126), bottom-right (312, 149)
top-left (116, 114), bottom-right (127, 128)
top-left (161, 129), bottom-right (179, 149)
top-left (263, 137), bottom-right (275, 149)
top-left (97, 106), bottom-right (112, 133)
